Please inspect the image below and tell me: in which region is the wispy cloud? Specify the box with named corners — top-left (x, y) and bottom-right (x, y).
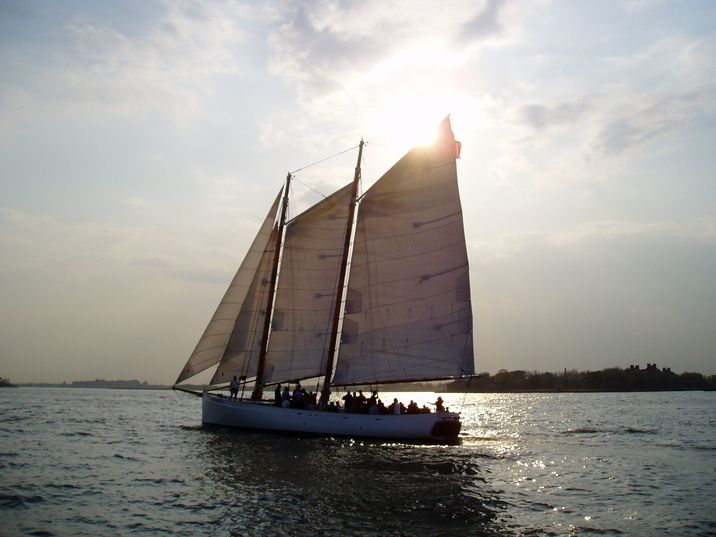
top-left (592, 85), bottom-right (716, 157)
top-left (1, 2), bottom-right (261, 126)
top-left (267, 0), bottom-right (520, 111)
top-left (518, 98), bottom-right (593, 132)
top-left (474, 217), bottom-right (716, 264)
top-left (0, 207), bottom-right (242, 284)
top-left (456, 0), bottom-right (509, 45)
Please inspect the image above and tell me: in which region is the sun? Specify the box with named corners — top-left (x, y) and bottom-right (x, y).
top-left (373, 90), bottom-right (457, 151)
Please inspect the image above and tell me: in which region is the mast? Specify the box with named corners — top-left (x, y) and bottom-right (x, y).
top-left (251, 172), bottom-right (291, 400)
top-left (321, 140), bottom-right (364, 402)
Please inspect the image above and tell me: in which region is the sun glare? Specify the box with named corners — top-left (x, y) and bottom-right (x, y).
top-left (374, 91), bottom-right (458, 151)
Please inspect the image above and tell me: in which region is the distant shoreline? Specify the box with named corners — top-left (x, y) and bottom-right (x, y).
top-left (7, 365), bottom-right (715, 393)
top-left (14, 379), bottom-right (175, 390)
top-left (9, 384), bottom-right (714, 393)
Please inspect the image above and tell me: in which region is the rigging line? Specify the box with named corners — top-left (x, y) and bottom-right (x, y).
top-left (292, 176), bottom-right (328, 199)
top-left (462, 374), bottom-right (473, 408)
top-left (290, 144), bottom-right (360, 175)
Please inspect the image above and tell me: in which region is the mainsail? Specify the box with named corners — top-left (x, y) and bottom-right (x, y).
top-left (176, 117), bottom-right (473, 390)
top-left (334, 134), bottom-right (474, 385)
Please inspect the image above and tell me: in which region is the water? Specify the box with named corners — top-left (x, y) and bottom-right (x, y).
top-left (0, 389), bottom-right (714, 536)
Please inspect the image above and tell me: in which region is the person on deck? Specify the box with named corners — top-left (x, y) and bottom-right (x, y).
top-left (435, 396), bottom-right (445, 412)
top-left (356, 390), bottom-right (367, 412)
top-left (229, 376), bottom-right (239, 400)
top-left (274, 384), bottom-right (282, 406)
top-left (292, 384), bottom-right (305, 409)
top-left (391, 398), bottom-right (402, 415)
top-left (342, 391), bottom-right (353, 412)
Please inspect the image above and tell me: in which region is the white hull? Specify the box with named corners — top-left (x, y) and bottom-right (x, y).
top-left (202, 394), bottom-right (461, 440)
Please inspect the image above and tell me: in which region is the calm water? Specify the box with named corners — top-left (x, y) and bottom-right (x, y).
top-left (0, 388), bottom-right (714, 536)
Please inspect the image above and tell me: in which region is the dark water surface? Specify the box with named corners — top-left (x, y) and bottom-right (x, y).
top-left (0, 388), bottom-right (714, 536)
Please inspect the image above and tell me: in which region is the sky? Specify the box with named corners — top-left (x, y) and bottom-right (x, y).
top-left (1, 0), bottom-right (714, 384)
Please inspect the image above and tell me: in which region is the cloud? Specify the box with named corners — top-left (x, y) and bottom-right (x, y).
top-left (457, 0), bottom-right (508, 44)
top-left (0, 2), bottom-right (259, 126)
top-left (592, 85), bottom-right (716, 156)
top-left (519, 98), bottom-right (592, 132)
top-left (513, 81), bottom-right (715, 157)
top-left (474, 217), bottom-right (716, 264)
top-left (490, 31), bottom-right (716, 189)
top-left (266, 0), bottom-right (521, 112)
top-left (0, 207), bottom-right (241, 284)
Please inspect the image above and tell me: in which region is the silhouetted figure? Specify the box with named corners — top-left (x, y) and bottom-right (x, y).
top-left (292, 384), bottom-right (304, 409)
top-left (229, 376), bottom-right (239, 400)
top-left (274, 384), bottom-right (282, 406)
top-left (435, 396), bottom-right (445, 412)
top-left (342, 391), bottom-right (353, 412)
top-left (356, 390), bottom-right (367, 412)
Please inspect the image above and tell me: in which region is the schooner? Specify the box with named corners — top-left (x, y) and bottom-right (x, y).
top-left (174, 117), bottom-right (474, 440)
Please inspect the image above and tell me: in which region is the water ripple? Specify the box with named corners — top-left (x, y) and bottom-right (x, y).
top-left (0, 388), bottom-right (714, 536)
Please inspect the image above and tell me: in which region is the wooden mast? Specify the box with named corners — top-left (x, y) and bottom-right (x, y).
top-left (321, 140), bottom-right (364, 403)
top-left (251, 172), bottom-right (291, 401)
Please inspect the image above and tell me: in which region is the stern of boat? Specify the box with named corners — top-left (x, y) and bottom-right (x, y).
top-left (430, 413), bottom-right (462, 438)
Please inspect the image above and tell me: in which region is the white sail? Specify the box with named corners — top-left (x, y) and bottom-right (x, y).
top-left (262, 184), bottom-right (353, 384)
top-left (175, 192), bottom-right (281, 384)
top-left (333, 139), bottom-right (474, 385)
top-left (210, 226), bottom-right (279, 384)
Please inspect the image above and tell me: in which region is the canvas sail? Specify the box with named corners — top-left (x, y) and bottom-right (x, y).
top-left (333, 138), bottom-right (474, 385)
top-left (210, 226), bottom-right (279, 384)
top-left (175, 192), bottom-right (281, 384)
top-left (262, 184), bottom-right (353, 385)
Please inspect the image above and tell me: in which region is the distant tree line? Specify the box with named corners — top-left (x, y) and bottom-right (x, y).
top-left (0, 376), bottom-right (17, 388)
top-left (445, 365), bottom-right (716, 392)
top-left (70, 379), bottom-right (149, 388)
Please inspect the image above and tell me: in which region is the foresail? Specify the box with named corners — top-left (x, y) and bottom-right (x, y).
top-left (333, 133), bottom-right (474, 385)
top-left (174, 191), bottom-right (281, 385)
top-left (210, 226), bottom-right (279, 384)
top-left (262, 183), bottom-right (353, 385)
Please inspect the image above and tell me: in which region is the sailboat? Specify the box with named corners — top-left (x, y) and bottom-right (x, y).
top-left (173, 117), bottom-right (474, 440)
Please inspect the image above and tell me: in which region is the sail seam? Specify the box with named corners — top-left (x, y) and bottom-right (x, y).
top-left (347, 286), bottom-right (468, 312)
top-left (347, 262), bottom-right (468, 290)
top-left (352, 217), bottom-right (462, 245)
top-left (361, 196), bottom-right (459, 219)
top-left (344, 309), bottom-right (469, 339)
top-left (350, 239), bottom-right (466, 269)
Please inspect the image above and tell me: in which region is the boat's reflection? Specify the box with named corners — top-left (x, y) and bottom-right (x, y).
top-left (194, 426), bottom-right (510, 536)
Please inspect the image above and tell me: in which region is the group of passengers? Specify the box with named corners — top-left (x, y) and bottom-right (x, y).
top-left (268, 383), bottom-right (448, 415)
top-left (274, 383), bottom-right (321, 410)
top-left (341, 390), bottom-right (446, 415)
